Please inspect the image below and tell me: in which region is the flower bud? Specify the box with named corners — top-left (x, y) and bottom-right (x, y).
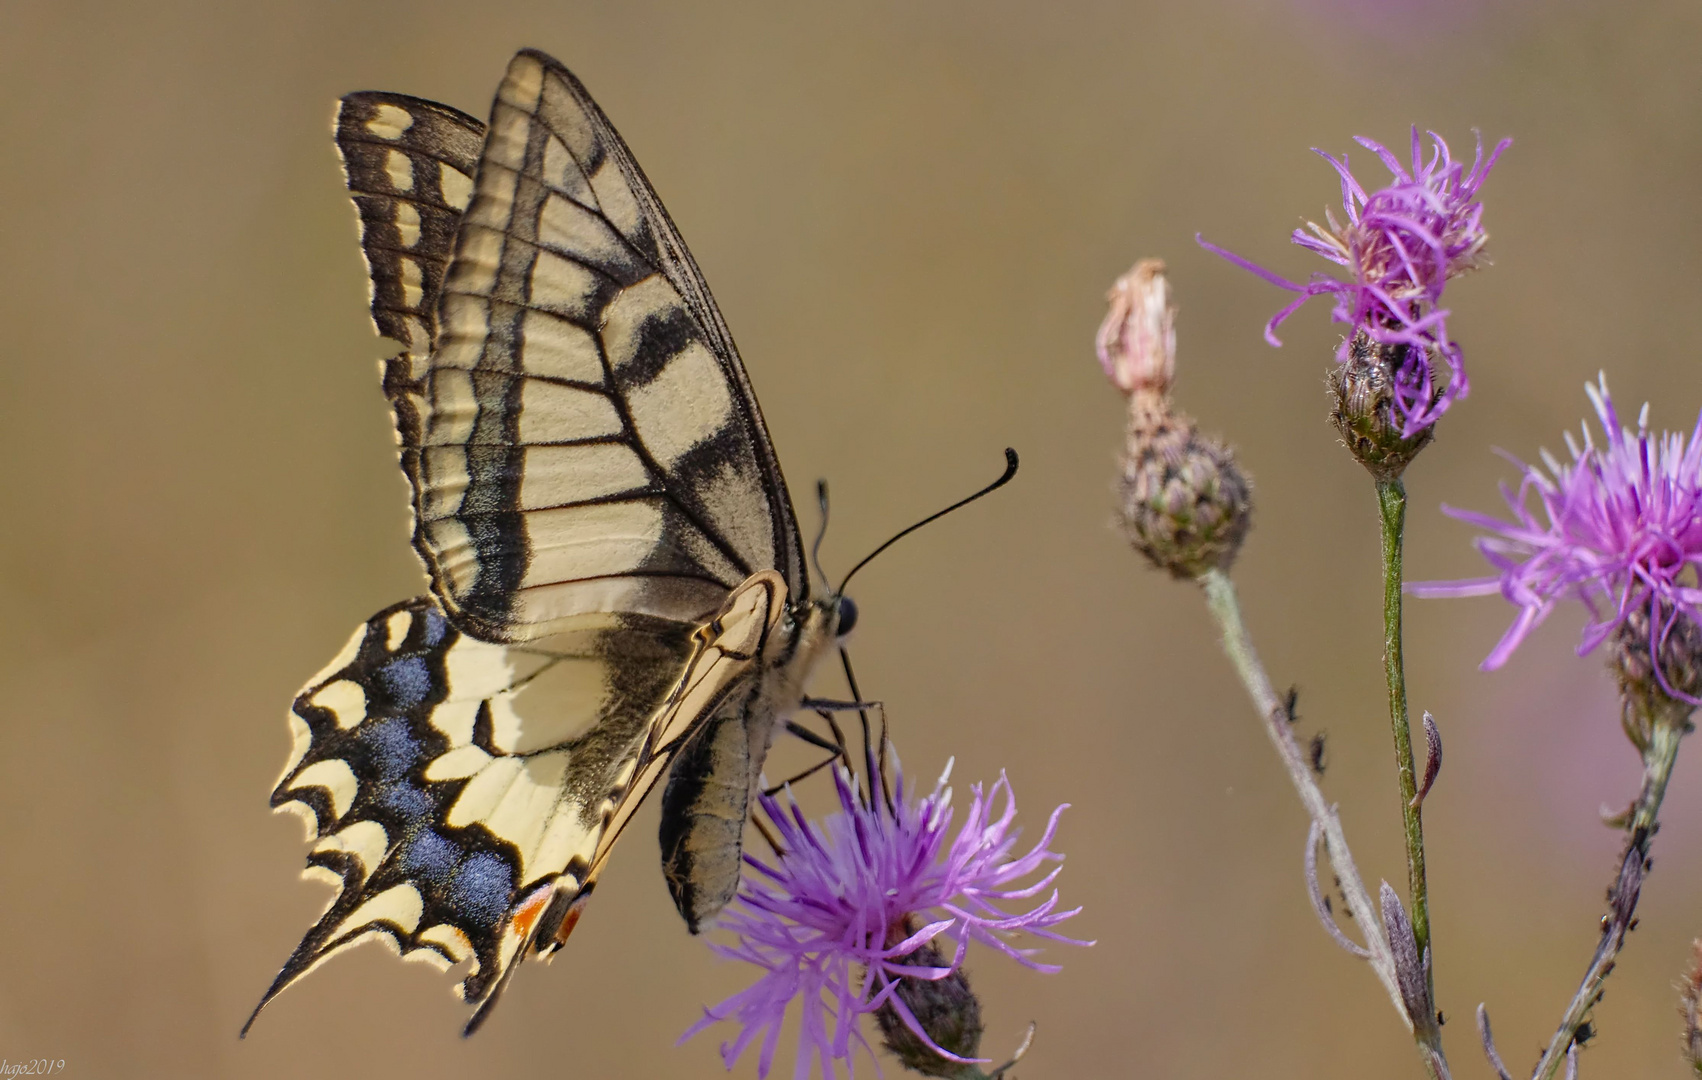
top-left (1329, 332), bottom-right (1436, 480)
top-left (1099, 260), bottom-right (1252, 578)
top-left (1119, 413), bottom-right (1252, 578)
top-left (872, 925), bottom-right (985, 1078)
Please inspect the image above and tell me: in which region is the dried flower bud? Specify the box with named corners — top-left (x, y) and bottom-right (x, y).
top-left (1329, 332), bottom-right (1436, 480)
top-left (1096, 258), bottom-right (1175, 398)
top-left (872, 924), bottom-right (985, 1078)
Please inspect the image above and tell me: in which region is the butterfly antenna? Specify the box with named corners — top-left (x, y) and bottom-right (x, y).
top-left (810, 479), bottom-right (832, 593)
top-left (837, 448), bottom-right (1019, 594)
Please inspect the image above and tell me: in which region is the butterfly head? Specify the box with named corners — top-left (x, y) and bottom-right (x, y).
top-left (787, 590), bottom-right (857, 652)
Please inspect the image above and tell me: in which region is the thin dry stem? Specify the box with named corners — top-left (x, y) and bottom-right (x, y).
top-left (1199, 570), bottom-right (1413, 1029)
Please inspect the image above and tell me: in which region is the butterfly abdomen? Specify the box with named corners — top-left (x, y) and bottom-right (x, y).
top-left (659, 706), bottom-right (761, 931)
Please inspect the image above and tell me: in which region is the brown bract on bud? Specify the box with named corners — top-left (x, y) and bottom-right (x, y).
top-left (1099, 259), bottom-right (1253, 578)
top-left (871, 921), bottom-right (985, 1079)
top-left (1612, 605), bottom-right (1702, 746)
top-left (1329, 332), bottom-right (1436, 480)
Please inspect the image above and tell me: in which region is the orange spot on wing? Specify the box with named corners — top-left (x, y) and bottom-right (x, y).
top-left (507, 883), bottom-right (553, 942)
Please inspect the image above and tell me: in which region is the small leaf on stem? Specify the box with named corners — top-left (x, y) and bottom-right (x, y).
top-left (1476, 1004), bottom-right (1514, 1080)
top-left (1380, 882), bottom-right (1429, 1025)
top-left (1411, 711), bottom-right (1442, 808)
top-left (1304, 821), bottom-right (1371, 958)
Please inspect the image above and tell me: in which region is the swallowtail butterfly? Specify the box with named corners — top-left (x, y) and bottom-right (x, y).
top-left (246, 49), bottom-right (861, 1034)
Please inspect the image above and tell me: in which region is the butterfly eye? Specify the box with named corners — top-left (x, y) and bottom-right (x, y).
top-left (834, 595), bottom-right (858, 638)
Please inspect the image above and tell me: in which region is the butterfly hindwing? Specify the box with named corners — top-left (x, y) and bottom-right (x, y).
top-left (248, 596), bottom-right (702, 1026)
top-left (251, 572), bottom-right (789, 1029)
top-left (395, 49), bottom-right (806, 644)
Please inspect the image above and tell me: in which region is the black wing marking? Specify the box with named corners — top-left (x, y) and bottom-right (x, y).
top-left (334, 92), bottom-right (485, 371)
top-left (385, 49), bottom-right (806, 644)
top-left (513, 48), bottom-right (806, 604)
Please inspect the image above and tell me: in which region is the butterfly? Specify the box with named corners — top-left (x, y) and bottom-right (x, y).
top-left (244, 48), bottom-right (869, 1035)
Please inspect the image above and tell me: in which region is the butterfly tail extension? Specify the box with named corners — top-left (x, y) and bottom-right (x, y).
top-left (459, 880), bottom-right (560, 1035)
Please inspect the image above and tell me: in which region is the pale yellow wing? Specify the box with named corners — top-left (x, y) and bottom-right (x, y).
top-left (248, 574), bottom-right (786, 1034)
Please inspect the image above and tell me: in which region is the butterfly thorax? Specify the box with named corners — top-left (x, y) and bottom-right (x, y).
top-left (759, 595), bottom-right (840, 728)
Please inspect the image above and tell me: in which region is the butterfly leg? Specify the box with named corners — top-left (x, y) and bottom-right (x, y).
top-left (783, 717), bottom-right (844, 751)
top-left (798, 698), bottom-right (892, 810)
top-left (811, 707), bottom-right (853, 771)
top-left (798, 696), bottom-right (884, 712)
top-left (762, 751), bottom-right (844, 796)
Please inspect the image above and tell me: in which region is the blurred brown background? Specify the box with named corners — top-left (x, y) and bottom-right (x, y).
top-left (3, 0), bottom-right (1701, 1076)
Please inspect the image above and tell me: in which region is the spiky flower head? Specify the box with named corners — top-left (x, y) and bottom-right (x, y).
top-left (1098, 260), bottom-right (1253, 577)
top-left (684, 755), bottom-right (1085, 1079)
top-left (1411, 375), bottom-right (1702, 703)
top-left (1200, 128), bottom-right (1511, 436)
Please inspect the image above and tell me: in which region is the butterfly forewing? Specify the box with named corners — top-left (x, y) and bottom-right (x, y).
top-left (408, 50), bottom-right (805, 644)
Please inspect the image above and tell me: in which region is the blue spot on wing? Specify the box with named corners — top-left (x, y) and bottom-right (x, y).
top-left (402, 830), bottom-right (460, 887)
top-left (421, 609), bottom-right (448, 646)
top-left (376, 782), bottom-right (433, 820)
top-left (448, 852), bottom-right (514, 928)
top-left (356, 717), bottom-right (423, 780)
top-left (377, 656), bottom-right (432, 709)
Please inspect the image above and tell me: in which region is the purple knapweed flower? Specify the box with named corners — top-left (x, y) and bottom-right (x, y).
top-left (1199, 127), bottom-right (1510, 434)
top-left (1411, 375), bottom-right (1702, 701)
top-left (683, 755), bottom-right (1086, 1079)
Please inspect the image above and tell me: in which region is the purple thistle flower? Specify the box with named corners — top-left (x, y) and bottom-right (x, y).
top-left (683, 755), bottom-right (1087, 1079)
top-left (1199, 127), bottom-right (1510, 434)
top-left (1411, 375), bottom-right (1702, 701)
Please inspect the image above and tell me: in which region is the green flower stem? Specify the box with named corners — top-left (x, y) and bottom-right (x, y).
top-left (1376, 479), bottom-right (1432, 974)
top-left (1530, 706), bottom-right (1689, 1080)
top-left (1199, 569), bottom-right (1417, 1037)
